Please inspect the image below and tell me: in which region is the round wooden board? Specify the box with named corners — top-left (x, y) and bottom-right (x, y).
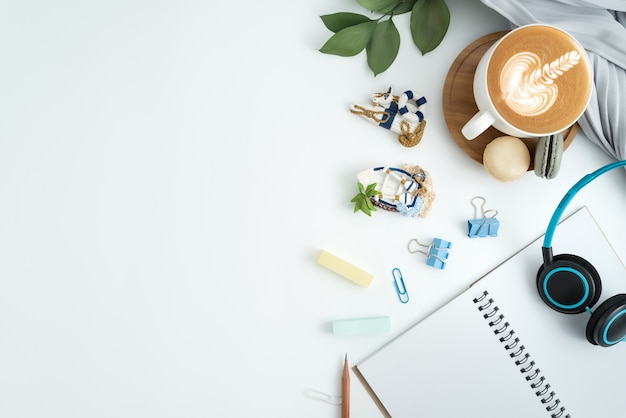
top-left (442, 31), bottom-right (577, 171)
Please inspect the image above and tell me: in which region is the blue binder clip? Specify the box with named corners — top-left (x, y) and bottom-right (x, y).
top-left (468, 196), bottom-right (500, 238)
top-left (407, 237), bottom-right (452, 269)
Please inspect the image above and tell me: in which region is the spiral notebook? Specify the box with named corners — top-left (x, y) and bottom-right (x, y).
top-left (354, 206), bottom-right (626, 418)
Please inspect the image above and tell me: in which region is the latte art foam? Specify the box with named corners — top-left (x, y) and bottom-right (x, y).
top-left (486, 25), bottom-right (592, 135)
top-left (500, 51), bottom-right (581, 117)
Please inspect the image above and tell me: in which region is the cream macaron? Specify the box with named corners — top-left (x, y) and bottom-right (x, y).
top-left (483, 136), bottom-right (530, 182)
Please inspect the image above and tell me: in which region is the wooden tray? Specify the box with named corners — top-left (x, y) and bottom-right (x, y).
top-left (442, 31), bottom-right (577, 170)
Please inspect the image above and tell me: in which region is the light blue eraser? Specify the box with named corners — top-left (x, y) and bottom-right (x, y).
top-left (331, 316), bottom-right (391, 336)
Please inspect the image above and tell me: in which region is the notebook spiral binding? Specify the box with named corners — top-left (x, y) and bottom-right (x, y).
top-left (473, 291), bottom-right (571, 418)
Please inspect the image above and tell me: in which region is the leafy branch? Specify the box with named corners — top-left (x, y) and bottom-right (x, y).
top-left (319, 0), bottom-right (450, 75)
top-left (351, 182), bottom-right (381, 216)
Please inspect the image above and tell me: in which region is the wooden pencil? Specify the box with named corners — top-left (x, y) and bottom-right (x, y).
top-left (342, 354), bottom-right (350, 418)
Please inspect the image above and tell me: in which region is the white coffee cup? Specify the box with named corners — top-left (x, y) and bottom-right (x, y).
top-left (461, 24), bottom-right (593, 140)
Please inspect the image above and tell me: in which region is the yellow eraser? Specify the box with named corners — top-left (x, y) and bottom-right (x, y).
top-left (316, 250), bottom-right (373, 288)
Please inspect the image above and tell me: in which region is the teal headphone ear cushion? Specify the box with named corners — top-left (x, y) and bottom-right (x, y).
top-left (586, 294), bottom-right (626, 346)
top-left (537, 254), bottom-right (601, 314)
top-left (534, 133), bottom-right (564, 179)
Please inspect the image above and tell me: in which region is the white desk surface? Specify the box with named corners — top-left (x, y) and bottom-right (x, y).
top-left (1, 1), bottom-right (625, 417)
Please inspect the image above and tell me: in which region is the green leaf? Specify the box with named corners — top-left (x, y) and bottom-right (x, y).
top-left (357, 0), bottom-right (401, 12)
top-left (376, 0), bottom-right (418, 14)
top-left (320, 21), bottom-right (377, 57)
top-left (320, 13), bottom-right (372, 33)
top-left (361, 202), bottom-right (373, 216)
top-left (391, 0), bottom-right (418, 14)
top-left (366, 19), bottom-right (400, 76)
top-left (365, 182), bottom-right (379, 196)
top-left (352, 182), bottom-right (381, 215)
top-left (410, 0), bottom-right (450, 54)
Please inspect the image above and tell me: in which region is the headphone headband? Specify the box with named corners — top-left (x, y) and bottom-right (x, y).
top-left (542, 160), bottom-right (626, 265)
top-left (538, 160), bottom-right (626, 347)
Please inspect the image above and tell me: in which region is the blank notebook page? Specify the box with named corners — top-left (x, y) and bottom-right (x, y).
top-left (354, 206), bottom-right (626, 418)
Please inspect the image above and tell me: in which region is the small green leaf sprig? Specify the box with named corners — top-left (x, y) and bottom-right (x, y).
top-left (319, 0), bottom-right (450, 76)
top-left (351, 182), bottom-right (381, 216)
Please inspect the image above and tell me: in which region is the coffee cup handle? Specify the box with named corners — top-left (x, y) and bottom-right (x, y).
top-left (461, 111), bottom-right (496, 140)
